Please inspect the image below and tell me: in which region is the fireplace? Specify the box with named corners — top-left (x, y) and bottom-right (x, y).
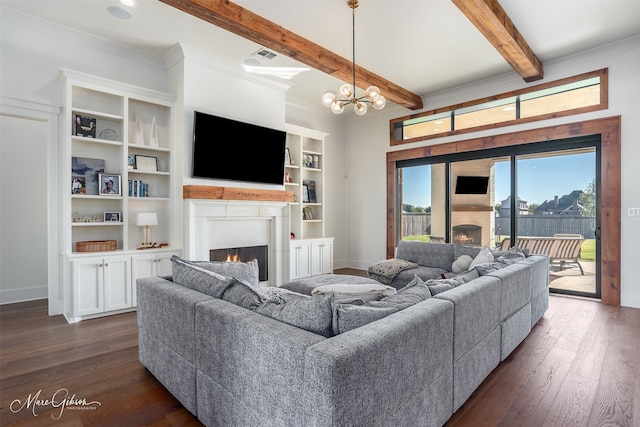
top-left (210, 245), bottom-right (268, 282)
top-left (452, 224), bottom-right (482, 246)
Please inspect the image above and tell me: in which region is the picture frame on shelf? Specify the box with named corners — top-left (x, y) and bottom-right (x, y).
top-left (72, 157), bottom-right (104, 195)
top-left (71, 176), bottom-right (86, 195)
top-left (73, 113), bottom-right (96, 138)
top-left (303, 207), bottom-right (314, 220)
top-left (128, 155), bottom-right (136, 170)
top-left (284, 148), bottom-right (292, 165)
top-left (303, 180), bottom-right (317, 203)
top-left (99, 173), bottom-right (122, 196)
top-left (104, 212), bottom-right (121, 222)
top-left (135, 155), bottom-right (158, 172)
top-left (302, 184), bottom-right (310, 203)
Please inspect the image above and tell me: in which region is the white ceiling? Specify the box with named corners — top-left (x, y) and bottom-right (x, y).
top-left (3, 0), bottom-right (640, 112)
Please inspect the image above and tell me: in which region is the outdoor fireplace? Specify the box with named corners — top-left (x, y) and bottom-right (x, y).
top-left (210, 245), bottom-right (268, 282)
top-left (452, 224), bottom-right (482, 246)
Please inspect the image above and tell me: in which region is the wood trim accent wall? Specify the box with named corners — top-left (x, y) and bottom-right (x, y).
top-left (386, 116), bottom-right (621, 305)
top-left (183, 185), bottom-right (295, 202)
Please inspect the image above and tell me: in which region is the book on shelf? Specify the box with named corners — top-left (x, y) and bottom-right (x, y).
top-left (128, 179), bottom-right (149, 197)
top-left (303, 180), bottom-right (317, 203)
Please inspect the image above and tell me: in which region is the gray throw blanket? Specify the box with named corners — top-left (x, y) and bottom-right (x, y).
top-left (367, 258), bottom-right (418, 285)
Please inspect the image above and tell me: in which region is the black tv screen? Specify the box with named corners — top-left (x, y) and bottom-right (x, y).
top-left (192, 111), bottom-right (286, 185)
top-left (455, 176), bottom-right (489, 194)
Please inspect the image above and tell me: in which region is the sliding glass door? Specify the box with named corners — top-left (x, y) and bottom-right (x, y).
top-left (396, 136), bottom-right (600, 299)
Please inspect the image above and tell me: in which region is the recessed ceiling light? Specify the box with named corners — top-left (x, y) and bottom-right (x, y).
top-left (107, 5), bottom-right (132, 19)
top-left (244, 58), bottom-right (261, 67)
top-left (121, 0), bottom-right (135, 6)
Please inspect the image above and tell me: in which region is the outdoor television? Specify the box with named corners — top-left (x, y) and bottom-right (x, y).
top-left (455, 176), bottom-right (489, 194)
top-left (192, 111), bottom-right (286, 185)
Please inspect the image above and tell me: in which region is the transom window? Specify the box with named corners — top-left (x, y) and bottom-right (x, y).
top-left (391, 69), bottom-right (607, 145)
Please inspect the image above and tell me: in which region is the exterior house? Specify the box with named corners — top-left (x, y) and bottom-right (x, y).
top-left (535, 190), bottom-right (586, 216)
top-left (498, 195), bottom-right (529, 217)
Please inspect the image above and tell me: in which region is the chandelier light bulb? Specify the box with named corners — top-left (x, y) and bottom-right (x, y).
top-left (365, 86), bottom-right (380, 101)
top-left (354, 101), bottom-right (368, 115)
top-left (372, 95), bottom-right (386, 110)
top-left (339, 83), bottom-right (354, 98)
top-left (331, 101), bottom-right (345, 114)
top-left (322, 91), bottom-right (337, 108)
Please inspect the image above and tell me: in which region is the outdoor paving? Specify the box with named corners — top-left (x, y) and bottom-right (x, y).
top-left (549, 260), bottom-right (596, 294)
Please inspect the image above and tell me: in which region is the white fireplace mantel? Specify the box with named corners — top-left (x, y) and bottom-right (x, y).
top-left (184, 199), bottom-right (290, 286)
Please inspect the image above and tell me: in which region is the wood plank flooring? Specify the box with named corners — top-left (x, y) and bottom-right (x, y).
top-left (1, 278), bottom-right (639, 426)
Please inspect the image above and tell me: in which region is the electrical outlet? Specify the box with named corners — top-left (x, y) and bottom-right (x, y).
top-left (629, 208), bottom-right (640, 216)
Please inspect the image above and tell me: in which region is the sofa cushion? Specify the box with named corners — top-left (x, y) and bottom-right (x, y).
top-left (425, 268), bottom-right (479, 295)
top-left (396, 240), bottom-right (455, 271)
top-left (390, 266), bottom-right (449, 289)
top-left (454, 244), bottom-right (481, 260)
top-left (452, 255), bottom-right (473, 274)
top-left (311, 283), bottom-right (396, 303)
top-left (468, 245), bottom-right (494, 269)
top-left (332, 275), bottom-right (432, 334)
top-left (171, 255), bottom-right (233, 298)
top-left (172, 255), bottom-right (259, 288)
top-left (221, 278), bottom-right (265, 310)
top-left (255, 293), bottom-right (335, 338)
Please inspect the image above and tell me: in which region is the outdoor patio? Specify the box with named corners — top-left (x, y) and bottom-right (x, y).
top-left (549, 260), bottom-right (596, 294)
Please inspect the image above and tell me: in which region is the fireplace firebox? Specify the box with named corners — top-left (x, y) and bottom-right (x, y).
top-left (452, 224), bottom-right (482, 246)
top-left (210, 245), bottom-right (268, 282)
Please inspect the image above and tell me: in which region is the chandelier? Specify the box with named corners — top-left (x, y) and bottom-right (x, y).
top-left (321, 0), bottom-right (386, 115)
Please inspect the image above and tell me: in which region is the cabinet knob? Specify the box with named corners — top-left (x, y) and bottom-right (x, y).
top-left (104, 263), bottom-right (109, 267)
top-left (98, 263), bottom-right (103, 267)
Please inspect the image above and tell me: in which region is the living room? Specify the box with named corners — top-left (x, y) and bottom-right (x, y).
top-left (1, 1), bottom-right (640, 425)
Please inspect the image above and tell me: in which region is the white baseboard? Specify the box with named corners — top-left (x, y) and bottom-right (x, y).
top-left (0, 286), bottom-right (48, 305)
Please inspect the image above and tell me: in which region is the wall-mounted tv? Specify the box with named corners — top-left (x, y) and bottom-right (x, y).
top-left (192, 111), bottom-right (286, 185)
top-left (455, 176), bottom-right (489, 194)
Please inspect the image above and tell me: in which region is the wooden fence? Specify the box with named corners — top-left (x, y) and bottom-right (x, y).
top-left (402, 213), bottom-right (596, 239)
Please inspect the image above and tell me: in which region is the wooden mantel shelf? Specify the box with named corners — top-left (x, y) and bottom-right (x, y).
top-left (183, 185), bottom-right (295, 202)
top-left (452, 205), bottom-right (494, 212)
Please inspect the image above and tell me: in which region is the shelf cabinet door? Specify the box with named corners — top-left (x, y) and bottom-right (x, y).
top-left (311, 239), bottom-right (334, 276)
top-left (103, 255), bottom-right (132, 312)
top-left (290, 241), bottom-right (312, 280)
top-left (72, 257), bottom-right (104, 316)
top-left (131, 251), bottom-right (180, 305)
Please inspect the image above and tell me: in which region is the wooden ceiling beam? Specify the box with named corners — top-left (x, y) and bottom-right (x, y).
top-left (160, 0), bottom-right (424, 110)
top-left (452, 0), bottom-right (543, 82)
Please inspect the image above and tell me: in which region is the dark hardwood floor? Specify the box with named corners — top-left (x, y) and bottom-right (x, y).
top-left (1, 274), bottom-right (639, 426)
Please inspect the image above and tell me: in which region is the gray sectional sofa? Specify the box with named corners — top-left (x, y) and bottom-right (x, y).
top-left (137, 243), bottom-right (549, 426)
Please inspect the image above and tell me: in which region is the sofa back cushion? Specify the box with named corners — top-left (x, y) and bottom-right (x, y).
top-left (172, 255), bottom-right (259, 287)
top-left (256, 294), bottom-right (334, 338)
top-left (332, 275), bottom-right (432, 335)
top-left (396, 241), bottom-right (454, 270)
top-left (171, 255), bottom-right (233, 298)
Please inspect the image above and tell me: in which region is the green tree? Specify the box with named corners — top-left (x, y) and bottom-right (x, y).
top-left (580, 178), bottom-right (596, 217)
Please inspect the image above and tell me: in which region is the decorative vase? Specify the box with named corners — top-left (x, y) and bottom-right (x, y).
top-left (148, 116), bottom-right (159, 147)
top-left (133, 113), bottom-right (144, 145)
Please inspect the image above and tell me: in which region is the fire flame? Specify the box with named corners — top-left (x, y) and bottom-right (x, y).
top-left (225, 253), bottom-right (241, 262)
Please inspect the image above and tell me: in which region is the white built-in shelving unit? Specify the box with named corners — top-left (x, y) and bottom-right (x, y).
top-left (284, 124), bottom-right (334, 280)
top-left (59, 68), bottom-right (181, 322)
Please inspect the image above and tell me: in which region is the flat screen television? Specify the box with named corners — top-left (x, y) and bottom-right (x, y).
top-left (455, 176), bottom-right (489, 194)
top-left (192, 111), bottom-right (286, 185)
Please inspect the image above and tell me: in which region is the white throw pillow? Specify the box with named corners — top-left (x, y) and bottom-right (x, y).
top-left (311, 283), bottom-right (396, 303)
top-left (469, 245), bottom-right (494, 269)
top-left (452, 255), bottom-right (473, 273)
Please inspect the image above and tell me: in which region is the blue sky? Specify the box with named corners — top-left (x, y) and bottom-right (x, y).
top-left (402, 152), bottom-right (595, 208)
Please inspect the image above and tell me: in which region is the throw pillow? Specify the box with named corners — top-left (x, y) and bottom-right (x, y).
top-left (468, 245), bottom-right (494, 269)
top-left (173, 256), bottom-right (260, 288)
top-left (221, 278), bottom-right (265, 310)
top-left (311, 283), bottom-right (397, 303)
top-left (255, 294), bottom-right (334, 338)
top-left (332, 275), bottom-right (432, 334)
top-left (171, 255), bottom-right (233, 298)
top-left (451, 255), bottom-right (473, 273)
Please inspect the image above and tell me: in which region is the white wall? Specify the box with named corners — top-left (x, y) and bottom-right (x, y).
top-left (345, 36), bottom-right (640, 308)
